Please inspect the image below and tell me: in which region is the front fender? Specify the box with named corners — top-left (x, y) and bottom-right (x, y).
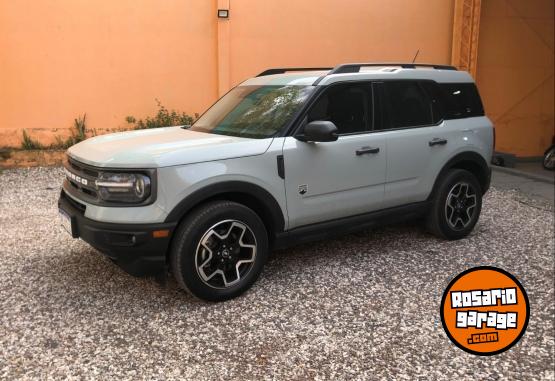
top-left (158, 160), bottom-right (286, 231)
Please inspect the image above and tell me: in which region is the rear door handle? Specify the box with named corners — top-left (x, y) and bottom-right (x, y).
top-left (429, 138), bottom-right (448, 147)
top-left (356, 146), bottom-right (380, 156)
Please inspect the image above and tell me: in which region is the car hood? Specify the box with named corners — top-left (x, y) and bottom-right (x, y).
top-left (67, 127), bottom-right (273, 168)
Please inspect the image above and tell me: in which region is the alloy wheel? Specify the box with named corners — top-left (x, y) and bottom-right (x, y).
top-left (444, 182), bottom-right (477, 231)
top-left (194, 220), bottom-right (257, 289)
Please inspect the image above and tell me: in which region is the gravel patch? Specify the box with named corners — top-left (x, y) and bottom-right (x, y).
top-left (1, 167), bottom-right (553, 380)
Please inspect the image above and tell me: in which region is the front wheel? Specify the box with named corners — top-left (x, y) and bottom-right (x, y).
top-left (170, 201), bottom-right (268, 302)
top-left (426, 169), bottom-right (483, 240)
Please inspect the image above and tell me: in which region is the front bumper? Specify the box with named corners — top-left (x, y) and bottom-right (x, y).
top-left (58, 190), bottom-right (177, 276)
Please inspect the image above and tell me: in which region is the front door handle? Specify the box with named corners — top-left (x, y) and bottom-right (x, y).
top-left (356, 146), bottom-right (380, 156)
top-left (429, 138), bottom-right (448, 147)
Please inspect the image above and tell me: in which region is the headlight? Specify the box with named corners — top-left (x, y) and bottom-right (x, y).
top-left (95, 172), bottom-right (151, 203)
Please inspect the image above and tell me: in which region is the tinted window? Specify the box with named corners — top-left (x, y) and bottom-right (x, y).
top-left (371, 82), bottom-right (385, 131)
top-left (440, 83), bottom-right (485, 119)
top-left (191, 85), bottom-right (315, 139)
top-left (383, 81), bottom-right (433, 128)
top-left (420, 81), bottom-right (446, 124)
top-left (308, 83), bottom-right (372, 134)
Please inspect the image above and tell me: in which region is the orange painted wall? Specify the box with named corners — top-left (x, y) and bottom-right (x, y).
top-left (0, 0), bottom-right (456, 148)
top-left (225, 0), bottom-right (455, 89)
top-left (2, 1), bottom-right (553, 157)
top-left (0, 0), bottom-right (219, 146)
top-left (476, 0), bottom-right (554, 157)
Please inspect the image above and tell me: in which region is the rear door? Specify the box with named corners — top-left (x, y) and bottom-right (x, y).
top-left (377, 80), bottom-right (453, 208)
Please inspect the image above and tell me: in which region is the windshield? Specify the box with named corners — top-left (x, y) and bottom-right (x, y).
top-left (190, 85), bottom-right (315, 139)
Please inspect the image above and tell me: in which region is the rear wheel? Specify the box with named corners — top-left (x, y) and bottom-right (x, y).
top-left (170, 201), bottom-right (268, 301)
top-left (426, 169), bottom-right (482, 240)
top-left (543, 145), bottom-right (555, 170)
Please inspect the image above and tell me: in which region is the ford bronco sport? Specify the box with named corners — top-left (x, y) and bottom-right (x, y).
top-left (58, 63), bottom-right (493, 301)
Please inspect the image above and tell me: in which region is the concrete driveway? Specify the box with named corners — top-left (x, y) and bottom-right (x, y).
top-left (492, 166), bottom-right (554, 206)
top-left (1, 167), bottom-right (553, 380)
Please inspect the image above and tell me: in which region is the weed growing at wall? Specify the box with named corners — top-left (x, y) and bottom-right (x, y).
top-left (19, 99), bottom-right (197, 150)
top-left (52, 114), bottom-right (90, 149)
top-left (126, 99), bottom-right (198, 129)
top-left (21, 130), bottom-right (44, 150)
top-left (20, 114), bottom-right (90, 150)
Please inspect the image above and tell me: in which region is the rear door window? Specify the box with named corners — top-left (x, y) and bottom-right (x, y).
top-left (382, 81), bottom-right (434, 129)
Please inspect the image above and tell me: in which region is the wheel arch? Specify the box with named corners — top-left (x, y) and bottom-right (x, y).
top-left (164, 181), bottom-right (286, 239)
top-left (429, 151), bottom-right (491, 199)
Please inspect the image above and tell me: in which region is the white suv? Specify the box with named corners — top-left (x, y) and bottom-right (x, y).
top-left (59, 63), bottom-right (493, 301)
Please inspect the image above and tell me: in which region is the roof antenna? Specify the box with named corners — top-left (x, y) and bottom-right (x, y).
top-left (411, 49), bottom-right (420, 63)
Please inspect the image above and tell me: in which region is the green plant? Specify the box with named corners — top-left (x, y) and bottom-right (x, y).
top-left (72, 114), bottom-right (87, 143)
top-left (126, 100), bottom-right (198, 130)
top-left (20, 114), bottom-right (89, 150)
top-left (21, 130), bottom-right (43, 150)
top-left (49, 114), bottom-right (88, 149)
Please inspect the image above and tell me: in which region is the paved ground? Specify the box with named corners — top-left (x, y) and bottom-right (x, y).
top-left (512, 162), bottom-right (554, 181)
top-left (0, 167), bottom-right (553, 380)
top-left (492, 167), bottom-right (554, 206)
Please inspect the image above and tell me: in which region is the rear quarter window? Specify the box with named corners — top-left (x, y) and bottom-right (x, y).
top-left (440, 83), bottom-right (485, 119)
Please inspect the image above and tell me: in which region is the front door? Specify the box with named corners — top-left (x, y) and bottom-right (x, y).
top-left (282, 82), bottom-right (387, 229)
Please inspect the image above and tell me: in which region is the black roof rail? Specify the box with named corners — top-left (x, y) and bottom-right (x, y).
top-left (328, 63), bottom-right (457, 74)
top-left (256, 67), bottom-right (333, 77)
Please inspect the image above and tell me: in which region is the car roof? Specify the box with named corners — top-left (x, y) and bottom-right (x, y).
top-left (241, 66), bottom-right (474, 87)
top-left (241, 71), bottom-right (328, 86)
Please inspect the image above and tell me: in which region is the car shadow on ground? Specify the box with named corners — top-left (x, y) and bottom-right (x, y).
top-left (37, 219), bottom-right (434, 309)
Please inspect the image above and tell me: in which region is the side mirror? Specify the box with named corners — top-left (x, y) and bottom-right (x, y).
top-left (297, 121), bottom-right (338, 142)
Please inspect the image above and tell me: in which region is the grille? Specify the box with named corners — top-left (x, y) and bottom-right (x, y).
top-left (68, 158), bottom-right (98, 178)
top-left (64, 157), bottom-right (100, 201)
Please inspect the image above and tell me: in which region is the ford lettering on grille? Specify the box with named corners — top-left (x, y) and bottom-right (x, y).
top-left (64, 167), bottom-right (89, 186)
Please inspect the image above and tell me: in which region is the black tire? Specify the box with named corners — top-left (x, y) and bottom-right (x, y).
top-left (426, 169), bottom-right (482, 240)
top-left (543, 145), bottom-right (555, 170)
top-left (170, 200), bottom-right (268, 302)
